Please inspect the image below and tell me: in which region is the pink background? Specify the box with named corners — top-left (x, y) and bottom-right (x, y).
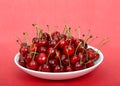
top-left (0, 0), bottom-right (120, 86)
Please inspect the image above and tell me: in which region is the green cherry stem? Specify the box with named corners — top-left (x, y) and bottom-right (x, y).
top-left (47, 25), bottom-right (52, 40)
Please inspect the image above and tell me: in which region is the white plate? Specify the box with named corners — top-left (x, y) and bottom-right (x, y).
top-left (14, 46), bottom-right (104, 80)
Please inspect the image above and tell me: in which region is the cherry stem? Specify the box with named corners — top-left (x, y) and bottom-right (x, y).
top-left (65, 24), bottom-right (71, 39)
top-left (32, 24), bottom-right (42, 38)
top-left (97, 37), bottom-right (109, 52)
top-left (46, 53), bottom-right (51, 65)
top-left (56, 51), bottom-right (62, 67)
top-left (47, 25), bottom-right (52, 40)
top-left (54, 39), bottom-right (63, 49)
top-left (74, 42), bottom-right (82, 55)
top-left (78, 26), bottom-right (80, 39)
top-left (32, 47), bottom-right (37, 61)
top-left (66, 50), bottom-right (71, 66)
top-left (15, 35), bottom-right (22, 44)
top-left (23, 32), bottom-right (29, 45)
top-left (88, 36), bottom-right (98, 44)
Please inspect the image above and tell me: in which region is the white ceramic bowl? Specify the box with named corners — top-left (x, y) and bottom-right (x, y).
top-left (14, 46), bottom-right (104, 80)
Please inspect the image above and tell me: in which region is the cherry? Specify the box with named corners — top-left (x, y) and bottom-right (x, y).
top-left (48, 40), bottom-right (57, 47)
top-left (48, 59), bottom-right (59, 71)
top-left (19, 55), bottom-right (26, 67)
top-left (54, 65), bottom-right (63, 72)
top-left (70, 55), bottom-right (79, 64)
top-left (19, 46), bottom-right (29, 56)
top-left (42, 64), bottom-right (51, 72)
top-left (37, 46), bottom-right (47, 53)
top-left (47, 47), bottom-right (55, 58)
top-left (36, 53), bottom-right (47, 65)
top-left (59, 39), bottom-right (68, 49)
top-left (25, 53), bottom-right (33, 63)
top-left (42, 32), bottom-right (50, 40)
top-left (63, 45), bottom-right (75, 56)
top-left (37, 39), bottom-right (48, 47)
top-left (74, 62), bottom-right (83, 71)
top-left (86, 60), bottom-right (94, 68)
top-left (26, 60), bottom-right (38, 70)
top-left (65, 66), bottom-right (73, 72)
top-left (60, 54), bottom-right (69, 66)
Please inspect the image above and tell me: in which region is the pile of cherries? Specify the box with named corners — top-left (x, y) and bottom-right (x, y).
top-left (17, 24), bottom-right (100, 72)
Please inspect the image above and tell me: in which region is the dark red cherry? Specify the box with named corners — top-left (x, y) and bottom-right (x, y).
top-left (29, 44), bottom-right (37, 52)
top-left (19, 55), bottom-right (26, 67)
top-left (26, 60), bottom-right (38, 70)
top-left (77, 52), bottom-right (86, 63)
top-left (48, 59), bottom-right (59, 70)
top-left (37, 46), bottom-right (47, 53)
top-left (19, 46), bottom-right (29, 56)
top-left (54, 65), bottom-right (64, 72)
top-left (42, 32), bottom-right (50, 40)
top-left (42, 64), bottom-right (51, 72)
top-left (37, 39), bottom-right (48, 47)
top-left (60, 54), bottom-right (69, 66)
top-left (47, 47), bottom-right (55, 58)
top-left (65, 66), bottom-right (73, 72)
top-left (86, 60), bottom-right (94, 68)
top-left (25, 53), bottom-right (33, 63)
top-left (70, 55), bottom-right (79, 64)
top-left (36, 53), bottom-right (47, 65)
top-left (74, 62), bottom-right (83, 71)
top-left (63, 45), bottom-right (75, 56)
top-left (59, 39), bottom-right (67, 49)
top-left (32, 37), bottom-right (39, 44)
top-left (48, 40), bottom-right (57, 47)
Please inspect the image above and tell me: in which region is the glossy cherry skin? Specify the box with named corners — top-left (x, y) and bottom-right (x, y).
top-left (63, 45), bottom-right (75, 56)
top-left (26, 60), bottom-right (38, 70)
top-left (32, 37), bottom-right (39, 44)
top-left (54, 65), bottom-right (64, 72)
top-left (74, 62), bottom-right (83, 71)
top-left (42, 64), bottom-right (51, 72)
top-left (37, 46), bottom-right (47, 53)
top-left (48, 40), bottom-right (57, 47)
top-left (48, 59), bottom-right (59, 71)
top-left (77, 52), bottom-right (86, 63)
top-left (65, 66), bottom-right (73, 72)
top-left (47, 47), bottom-right (55, 58)
top-left (19, 55), bottom-right (26, 67)
top-left (86, 60), bottom-right (94, 68)
top-left (19, 46), bottom-right (29, 56)
top-left (60, 54), bottom-right (69, 66)
top-left (35, 53), bottom-right (47, 65)
top-left (37, 39), bottom-right (48, 47)
top-left (59, 39), bottom-right (68, 49)
top-left (42, 32), bottom-right (50, 40)
top-left (29, 44), bottom-right (37, 52)
top-left (25, 53), bottom-right (33, 63)
top-left (70, 55), bottom-right (80, 64)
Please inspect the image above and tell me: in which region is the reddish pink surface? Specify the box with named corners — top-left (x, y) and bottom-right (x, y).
top-left (0, 0), bottom-right (120, 86)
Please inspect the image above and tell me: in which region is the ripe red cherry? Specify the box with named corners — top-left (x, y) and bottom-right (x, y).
top-left (42, 32), bottom-right (50, 40)
top-left (19, 55), bottom-right (26, 67)
top-left (47, 47), bottom-right (55, 58)
top-left (25, 53), bottom-right (33, 63)
top-left (59, 39), bottom-right (67, 49)
top-left (48, 40), bottom-right (57, 47)
top-left (63, 45), bottom-right (75, 56)
top-left (86, 60), bottom-right (94, 68)
top-left (54, 65), bottom-right (64, 72)
top-left (37, 46), bottom-right (47, 53)
top-left (65, 66), bottom-right (73, 72)
top-left (26, 60), bottom-right (38, 70)
top-left (36, 53), bottom-right (47, 65)
top-left (77, 52), bottom-right (86, 63)
top-left (32, 37), bottom-right (39, 44)
top-left (42, 64), bottom-right (51, 72)
top-left (29, 44), bottom-right (37, 52)
top-left (74, 62), bottom-right (83, 71)
top-left (48, 59), bottom-right (59, 70)
top-left (37, 39), bottom-right (48, 47)
top-left (70, 55), bottom-right (79, 64)
top-left (60, 54), bottom-right (69, 66)
top-left (19, 46), bottom-right (29, 56)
